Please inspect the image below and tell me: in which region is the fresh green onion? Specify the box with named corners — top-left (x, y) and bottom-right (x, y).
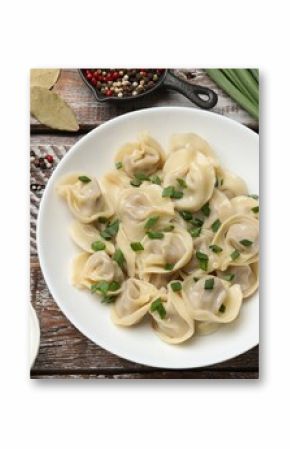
top-left (171, 190), bottom-right (183, 199)
top-left (130, 242), bottom-right (144, 252)
top-left (150, 298), bottom-right (166, 319)
top-left (231, 249), bottom-right (240, 261)
top-left (108, 280), bottom-right (121, 291)
top-left (211, 219), bottom-right (221, 232)
top-left (91, 241), bottom-right (106, 252)
top-left (78, 175), bottom-right (91, 183)
top-left (204, 278), bottom-right (214, 290)
top-left (171, 281), bottom-right (182, 292)
top-left (192, 217), bottom-right (204, 227)
top-left (101, 296), bottom-right (116, 304)
top-left (209, 244), bottom-right (223, 254)
top-left (206, 69), bottom-right (259, 120)
top-left (162, 186), bottom-right (175, 197)
top-left (135, 172), bottom-right (150, 181)
top-left (98, 216), bottom-right (109, 224)
top-left (144, 216), bottom-right (159, 230)
top-left (100, 219), bottom-right (120, 240)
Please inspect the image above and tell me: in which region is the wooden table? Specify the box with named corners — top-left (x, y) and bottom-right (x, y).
top-left (30, 69), bottom-right (259, 379)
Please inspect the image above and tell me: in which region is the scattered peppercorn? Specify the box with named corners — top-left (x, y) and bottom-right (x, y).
top-left (82, 69), bottom-right (165, 99)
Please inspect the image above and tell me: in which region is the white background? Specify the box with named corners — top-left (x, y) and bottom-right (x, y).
top-left (0, 1), bottom-right (288, 448)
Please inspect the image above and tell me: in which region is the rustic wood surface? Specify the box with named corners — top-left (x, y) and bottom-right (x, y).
top-left (30, 69), bottom-right (259, 379)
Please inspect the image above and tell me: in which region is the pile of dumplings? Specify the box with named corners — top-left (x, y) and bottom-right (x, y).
top-left (56, 132), bottom-right (259, 345)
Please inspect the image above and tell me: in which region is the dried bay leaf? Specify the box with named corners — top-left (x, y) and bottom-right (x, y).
top-left (30, 69), bottom-right (60, 89)
top-left (30, 86), bottom-right (79, 131)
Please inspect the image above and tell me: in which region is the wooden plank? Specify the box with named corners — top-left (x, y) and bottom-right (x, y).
top-left (31, 371), bottom-right (259, 379)
top-left (30, 69), bottom-right (258, 131)
top-left (31, 257), bottom-right (258, 373)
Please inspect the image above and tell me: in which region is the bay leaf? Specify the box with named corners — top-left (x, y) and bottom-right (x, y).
top-left (30, 86), bottom-right (79, 131)
top-left (30, 69), bottom-right (60, 89)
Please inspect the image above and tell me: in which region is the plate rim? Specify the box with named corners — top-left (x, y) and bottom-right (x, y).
top-left (37, 106), bottom-right (259, 369)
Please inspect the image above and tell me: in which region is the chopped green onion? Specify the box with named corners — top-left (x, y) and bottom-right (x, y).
top-left (162, 225), bottom-right (175, 232)
top-left (171, 190), bottom-right (183, 199)
top-left (192, 217), bottom-right (204, 227)
top-left (196, 251), bottom-right (209, 271)
top-left (100, 230), bottom-right (112, 240)
top-left (171, 281), bottom-right (182, 292)
top-left (130, 178), bottom-right (142, 187)
top-left (113, 248), bottom-right (125, 268)
top-left (252, 206), bottom-right (259, 213)
top-left (209, 244), bottom-right (223, 254)
top-left (162, 185), bottom-right (175, 197)
top-left (223, 273), bottom-right (235, 282)
top-left (150, 175), bottom-right (162, 185)
top-left (162, 185), bottom-right (183, 199)
top-left (219, 304), bottom-right (226, 313)
top-left (190, 227), bottom-right (201, 238)
top-left (201, 202), bottom-right (211, 217)
top-left (204, 278), bottom-right (214, 290)
top-left (220, 179), bottom-right (224, 186)
top-left (100, 219), bottom-right (120, 240)
top-left (164, 263), bottom-right (175, 271)
top-left (144, 215), bottom-right (159, 230)
top-left (91, 240), bottom-right (106, 252)
top-left (179, 210), bottom-right (193, 221)
top-left (147, 231), bottom-right (164, 240)
top-left (108, 280), bottom-right (121, 291)
top-left (115, 161), bottom-right (123, 169)
top-left (150, 298), bottom-right (166, 319)
top-left (78, 175), bottom-right (91, 183)
top-left (130, 242), bottom-right (144, 252)
top-left (177, 178), bottom-right (187, 189)
top-left (231, 249), bottom-right (240, 261)
top-left (135, 172), bottom-right (150, 181)
top-left (240, 239), bottom-right (253, 247)
top-left (91, 280), bottom-right (109, 295)
top-left (211, 219), bottom-right (221, 233)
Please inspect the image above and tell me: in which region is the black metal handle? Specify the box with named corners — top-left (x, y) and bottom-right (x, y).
top-left (163, 70), bottom-right (218, 109)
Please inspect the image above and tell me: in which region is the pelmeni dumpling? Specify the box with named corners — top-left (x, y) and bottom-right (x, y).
top-left (117, 184), bottom-right (175, 240)
top-left (181, 229), bottom-right (220, 277)
top-left (169, 132), bottom-right (219, 167)
top-left (231, 195), bottom-right (259, 218)
top-left (217, 263), bottom-right (259, 298)
top-left (137, 225), bottom-right (193, 278)
top-left (56, 173), bottom-right (113, 223)
top-left (145, 272), bottom-right (176, 289)
top-left (71, 251), bottom-right (124, 289)
top-left (115, 132), bottom-right (165, 177)
top-left (216, 168), bottom-right (248, 199)
top-left (182, 275), bottom-right (243, 323)
top-left (212, 214), bottom-right (259, 270)
top-left (100, 169), bottom-right (131, 212)
top-left (111, 278), bottom-right (158, 326)
top-left (149, 287), bottom-right (194, 344)
top-left (163, 151), bottom-right (216, 211)
top-left (70, 221), bottom-right (115, 255)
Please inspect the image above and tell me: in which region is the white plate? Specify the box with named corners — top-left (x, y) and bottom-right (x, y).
top-left (37, 107), bottom-right (259, 369)
top-left (29, 303), bottom-right (40, 368)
